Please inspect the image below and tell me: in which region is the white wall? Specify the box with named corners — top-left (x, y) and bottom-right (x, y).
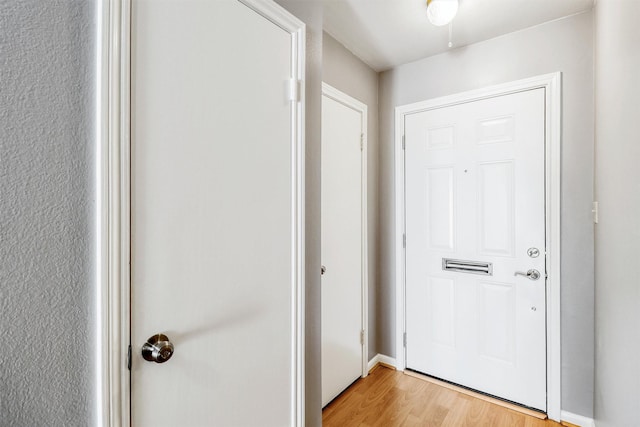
top-left (594, 1), bottom-right (640, 425)
top-left (322, 32), bottom-right (380, 361)
top-left (379, 12), bottom-right (595, 416)
top-left (0, 1), bottom-right (99, 425)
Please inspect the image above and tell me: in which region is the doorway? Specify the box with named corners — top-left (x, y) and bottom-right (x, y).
top-left (394, 74), bottom-right (562, 419)
top-left (321, 83), bottom-right (368, 407)
top-left (100, 0), bottom-right (305, 425)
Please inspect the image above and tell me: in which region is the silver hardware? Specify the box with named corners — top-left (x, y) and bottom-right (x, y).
top-left (402, 135), bottom-right (406, 150)
top-left (531, 307), bottom-right (537, 311)
top-left (527, 247), bottom-right (540, 258)
top-left (361, 133), bottom-right (364, 151)
top-left (142, 333), bottom-right (174, 364)
top-left (442, 258), bottom-right (493, 276)
top-left (514, 269), bottom-right (541, 281)
top-left (360, 330), bottom-right (365, 345)
top-left (403, 332), bottom-right (407, 348)
top-left (592, 201), bottom-right (599, 224)
top-left (321, 265), bottom-right (326, 275)
top-left (403, 234), bottom-right (406, 248)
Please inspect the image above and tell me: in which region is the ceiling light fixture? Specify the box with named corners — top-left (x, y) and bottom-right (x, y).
top-left (426, 0), bottom-right (459, 27)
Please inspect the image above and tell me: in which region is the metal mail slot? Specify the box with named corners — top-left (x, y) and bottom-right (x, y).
top-left (442, 258), bottom-right (493, 276)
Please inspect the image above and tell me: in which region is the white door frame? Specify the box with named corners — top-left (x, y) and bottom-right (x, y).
top-left (321, 82), bottom-right (369, 378)
top-left (394, 73), bottom-right (562, 421)
top-left (97, 1), bottom-right (306, 426)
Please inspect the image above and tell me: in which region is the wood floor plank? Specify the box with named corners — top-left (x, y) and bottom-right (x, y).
top-left (407, 379), bottom-right (448, 426)
top-left (322, 366), bottom-right (564, 427)
top-left (462, 398), bottom-right (493, 427)
top-left (404, 370), bottom-right (547, 419)
top-left (440, 396), bottom-right (471, 427)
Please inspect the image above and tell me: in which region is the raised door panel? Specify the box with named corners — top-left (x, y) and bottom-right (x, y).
top-left (426, 167), bottom-right (456, 252)
top-left (477, 161), bottom-right (516, 257)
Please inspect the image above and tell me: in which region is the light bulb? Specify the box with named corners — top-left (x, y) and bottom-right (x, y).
top-left (427, 0), bottom-right (459, 27)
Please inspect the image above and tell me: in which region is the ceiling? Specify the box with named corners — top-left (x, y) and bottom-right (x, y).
top-left (322, 0), bottom-right (594, 71)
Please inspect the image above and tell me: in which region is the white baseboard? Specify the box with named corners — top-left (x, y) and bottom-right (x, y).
top-left (367, 354), bottom-right (397, 371)
top-left (561, 410), bottom-right (596, 427)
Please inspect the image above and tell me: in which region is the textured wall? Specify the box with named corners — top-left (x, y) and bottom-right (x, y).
top-left (0, 1), bottom-right (98, 425)
top-left (322, 32), bottom-right (380, 361)
top-left (594, 1), bottom-right (640, 425)
top-left (378, 12), bottom-right (595, 416)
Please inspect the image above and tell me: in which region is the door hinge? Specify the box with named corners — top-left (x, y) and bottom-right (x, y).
top-left (360, 330), bottom-right (365, 345)
top-left (403, 332), bottom-right (407, 348)
top-left (592, 201), bottom-right (599, 224)
top-left (288, 79), bottom-right (300, 102)
top-left (360, 133), bottom-right (364, 151)
top-left (402, 135), bottom-right (406, 150)
top-left (403, 233), bottom-right (406, 248)
top-left (127, 344), bottom-right (132, 370)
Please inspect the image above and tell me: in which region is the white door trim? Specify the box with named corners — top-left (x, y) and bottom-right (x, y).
top-left (97, 1), bottom-right (306, 426)
top-left (321, 82), bottom-right (369, 379)
top-left (394, 73), bottom-right (562, 421)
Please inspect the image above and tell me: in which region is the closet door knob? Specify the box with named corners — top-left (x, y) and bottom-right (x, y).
top-left (142, 333), bottom-right (174, 363)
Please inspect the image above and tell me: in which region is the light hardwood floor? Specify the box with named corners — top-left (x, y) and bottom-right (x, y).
top-left (322, 366), bottom-right (564, 427)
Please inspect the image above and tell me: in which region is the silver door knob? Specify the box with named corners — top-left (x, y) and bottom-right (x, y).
top-left (321, 265), bottom-right (326, 275)
top-left (514, 269), bottom-right (541, 281)
top-left (142, 333), bottom-right (174, 363)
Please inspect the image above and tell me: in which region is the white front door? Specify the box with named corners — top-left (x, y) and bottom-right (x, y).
top-left (404, 88), bottom-right (546, 411)
top-left (130, 1), bottom-right (303, 425)
top-left (321, 86), bottom-right (366, 407)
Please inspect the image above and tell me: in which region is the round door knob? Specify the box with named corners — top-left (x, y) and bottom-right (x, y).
top-left (142, 333), bottom-right (174, 363)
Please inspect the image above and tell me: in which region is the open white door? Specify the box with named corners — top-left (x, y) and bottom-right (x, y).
top-left (404, 89), bottom-right (547, 411)
top-left (130, 1), bottom-right (304, 425)
top-left (320, 84), bottom-right (367, 407)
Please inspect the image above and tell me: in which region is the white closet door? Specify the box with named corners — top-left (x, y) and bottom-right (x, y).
top-left (321, 90), bottom-right (364, 407)
top-left (131, 1), bottom-right (302, 425)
